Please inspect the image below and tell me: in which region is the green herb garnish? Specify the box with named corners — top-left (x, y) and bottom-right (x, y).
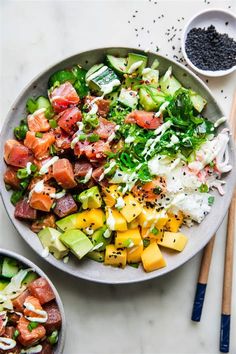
top-left (28, 322), bottom-right (39, 332)
top-left (48, 330), bottom-right (59, 345)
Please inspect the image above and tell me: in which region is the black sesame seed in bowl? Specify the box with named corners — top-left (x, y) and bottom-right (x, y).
top-left (182, 9), bottom-right (236, 77)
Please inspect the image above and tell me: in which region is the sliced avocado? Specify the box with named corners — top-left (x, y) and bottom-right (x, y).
top-left (126, 53), bottom-right (148, 74)
top-left (87, 251), bottom-right (105, 263)
top-left (78, 186), bottom-right (102, 210)
top-left (139, 87), bottom-right (166, 111)
top-left (56, 213), bottom-right (78, 231)
top-left (22, 272), bottom-right (38, 286)
top-left (142, 68), bottom-right (159, 88)
top-left (1, 257), bottom-right (19, 278)
top-left (38, 227), bottom-right (69, 260)
top-left (92, 226), bottom-right (112, 251)
top-left (0, 278), bottom-right (10, 290)
top-left (60, 230), bottom-right (93, 259)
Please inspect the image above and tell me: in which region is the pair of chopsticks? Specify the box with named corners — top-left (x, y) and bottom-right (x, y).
top-left (191, 91), bottom-right (236, 353)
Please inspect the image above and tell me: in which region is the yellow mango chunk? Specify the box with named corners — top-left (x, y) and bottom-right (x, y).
top-left (165, 212), bottom-right (183, 232)
top-left (120, 194), bottom-right (142, 223)
top-left (102, 185), bottom-right (121, 207)
top-left (138, 208), bottom-right (168, 228)
top-left (106, 208), bottom-right (127, 231)
top-left (128, 218), bottom-right (140, 229)
top-left (127, 242), bottom-right (143, 263)
top-left (157, 232), bottom-right (188, 252)
top-left (77, 209), bottom-right (105, 230)
top-left (141, 227), bottom-right (164, 240)
top-left (104, 245), bottom-right (127, 268)
top-left (115, 228), bottom-right (142, 248)
top-left (141, 243), bottom-right (166, 272)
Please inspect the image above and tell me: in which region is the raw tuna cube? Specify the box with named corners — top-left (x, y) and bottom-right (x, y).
top-left (54, 194), bottom-right (78, 218)
top-left (28, 277), bottom-right (55, 304)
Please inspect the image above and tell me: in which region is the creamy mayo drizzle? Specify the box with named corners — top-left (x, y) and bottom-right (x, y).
top-left (24, 301), bottom-right (48, 323)
top-left (0, 337), bottom-right (16, 350)
top-left (39, 156), bottom-right (59, 175)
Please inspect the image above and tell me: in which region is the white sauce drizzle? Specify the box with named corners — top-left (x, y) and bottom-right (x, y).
top-left (39, 156), bottom-right (59, 175)
top-left (103, 229), bottom-right (112, 239)
top-left (50, 189), bottom-right (66, 199)
top-left (41, 247), bottom-right (49, 258)
top-left (86, 66), bottom-right (108, 82)
top-left (99, 161), bottom-right (116, 182)
top-left (83, 168), bottom-right (93, 183)
top-left (0, 337), bottom-right (16, 350)
top-left (106, 209), bottom-right (116, 230)
top-left (154, 101), bottom-right (170, 117)
top-left (23, 301), bottom-right (48, 323)
top-left (26, 162), bottom-right (32, 175)
top-left (127, 61), bottom-right (143, 74)
top-left (92, 242), bottom-right (103, 251)
top-left (115, 197), bottom-right (125, 209)
top-left (214, 116), bottom-right (227, 128)
top-left (20, 344), bottom-right (43, 353)
top-left (29, 180), bottom-right (44, 199)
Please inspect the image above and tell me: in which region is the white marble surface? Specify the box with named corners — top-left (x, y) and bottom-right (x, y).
top-left (0, 1), bottom-right (236, 353)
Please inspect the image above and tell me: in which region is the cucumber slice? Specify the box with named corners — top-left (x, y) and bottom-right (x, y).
top-left (22, 272), bottom-right (38, 286)
top-left (0, 278), bottom-right (10, 290)
top-left (85, 63), bottom-right (103, 81)
top-left (86, 65), bottom-right (120, 95)
top-left (142, 68), bottom-right (159, 88)
top-left (189, 91), bottom-right (207, 112)
top-left (151, 59), bottom-right (159, 70)
top-left (36, 96), bottom-right (51, 110)
top-left (127, 53), bottom-right (148, 74)
top-left (159, 67), bottom-right (182, 96)
top-left (118, 88), bottom-right (138, 109)
top-left (1, 257), bottom-right (19, 278)
top-left (139, 87), bottom-right (166, 111)
top-left (87, 251), bottom-right (105, 262)
top-left (106, 55), bottom-right (128, 74)
top-left (124, 76), bottom-right (141, 90)
top-left (48, 70), bottom-right (75, 88)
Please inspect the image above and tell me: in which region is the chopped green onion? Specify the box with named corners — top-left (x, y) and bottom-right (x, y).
top-left (28, 322), bottom-right (38, 332)
top-left (82, 113), bottom-right (99, 129)
top-left (17, 168), bottom-right (29, 179)
top-left (26, 97), bottom-right (37, 113)
top-left (129, 263), bottom-right (139, 269)
top-left (49, 144), bottom-right (57, 156)
top-left (35, 132), bottom-right (43, 138)
top-left (208, 196), bottom-right (215, 206)
top-left (49, 119), bottom-right (58, 128)
top-left (30, 164), bottom-right (37, 173)
top-left (209, 161), bottom-right (215, 168)
top-left (151, 227), bottom-right (159, 235)
top-left (13, 329), bottom-right (19, 340)
top-left (87, 133), bottom-right (100, 143)
top-left (10, 190), bottom-right (24, 205)
top-left (20, 180), bottom-right (30, 190)
top-left (153, 187), bottom-right (162, 195)
top-left (14, 120), bottom-right (28, 140)
top-left (199, 184), bottom-right (209, 193)
top-left (143, 239), bottom-right (150, 248)
top-left (78, 134), bottom-right (87, 141)
top-left (48, 330), bottom-right (59, 345)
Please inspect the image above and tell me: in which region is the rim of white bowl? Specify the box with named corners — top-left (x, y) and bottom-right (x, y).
top-left (181, 8), bottom-right (236, 77)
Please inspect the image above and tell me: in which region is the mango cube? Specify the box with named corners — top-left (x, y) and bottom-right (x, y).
top-left (115, 228), bottom-right (142, 248)
top-left (141, 242), bottom-right (166, 272)
top-left (127, 242), bottom-right (143, 263)
top-left (157, 232), bottom-right (188, 252)
top-left (102, 185), bottom-right (121, 207)
top-left (120, 194), bottom-right (142, 223)
top-left (104, 245), bottom-right (127, 268)
top-left (106, 208), bottom-right (127, 231)
top-left (165, 212), bottom-right (183, 232)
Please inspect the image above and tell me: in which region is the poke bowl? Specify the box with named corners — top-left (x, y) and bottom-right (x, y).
top-left (0, 47), bottom-right (235, 284)
top-left (0, 248), bottom-right (65, 353)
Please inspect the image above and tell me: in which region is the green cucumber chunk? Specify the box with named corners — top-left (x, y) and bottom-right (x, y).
top-left (60, 230), bottom-right (93, 259)
top-left (159, 67), bottom-right (182, 95)
top-left (85, 63), bottom-right (104, 81)
top-left (189, 91), bottom-right (207, 112)
top-left (1, 257), bottom-right (19, 278)
top-left (86, 65), bottom-right (120, 95)
top-left (22, 272), bottom-right (38, 286)
top-left (118, 88), bottom-right (138, 109)
top-left (48, 70), bottom-right (75, 88)
top-left (126, 53), bottom-right (148, 74)
top-left (106, 55), bottom-right (128, 74)
top-left (139, 87), bottom-right (166, 111)
top-left (0, 278), bottom-right (10, 290)
top-left (142, 68), bottom-right (159, 88)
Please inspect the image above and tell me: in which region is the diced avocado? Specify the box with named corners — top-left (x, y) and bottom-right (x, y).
top-left (159, 67), bottom-right (182, 96)
top-left (1, 257), bottom-right (19, 278)
top-left (22, 272), bottom-right (38, 286)
top-left (142, 68), bottom-right (159, 88)
top-left (0, 278), bottom-right (10, 290)
top-left (78, 186), bottom-right (102, 210)
top-left (126, 53), bottom-right (148, 74)
top-left (92, 226), bottom-right (112, 251)
top-left (38, 227), bottom-right (69, 260)
top-left (86, 65), bottom-right (120, 95)
top-left (118, 88), bottom-right (138, 109)
top-left (87, 250), bottom-right (105, 263)
top-left (189, 91), bottom-right (207, 112)
top-left (106, 55), bottom-right (128, 74)
top-left (139, 87), bottom-right (166, 111)
top-left (56, 214), bottom-right (78, 231)
top-left (60, 230), bottom-right (93, 259)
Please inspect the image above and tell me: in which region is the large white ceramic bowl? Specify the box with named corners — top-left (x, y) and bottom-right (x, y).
top-left (0, 248), bottom-right (66, 353)
top-left (0, 47), bottom-right (235, 284)
top-left (181, 9), bottom-right (236, 77)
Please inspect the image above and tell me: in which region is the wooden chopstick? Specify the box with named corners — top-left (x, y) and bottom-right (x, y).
top-left (192, 90), bottom-right (236, 325)
top-left (191, 236), bottom-right (215, 321)
top-left (220, 90), bottom-right (236, 353)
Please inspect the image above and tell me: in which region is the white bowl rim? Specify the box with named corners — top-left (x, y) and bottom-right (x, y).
top-left (0, 248), bottom-right (66, 353)
top-left (181, 8), bottom-right (236, 77)
top-left (0, 46), bottom-right (235, 284)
